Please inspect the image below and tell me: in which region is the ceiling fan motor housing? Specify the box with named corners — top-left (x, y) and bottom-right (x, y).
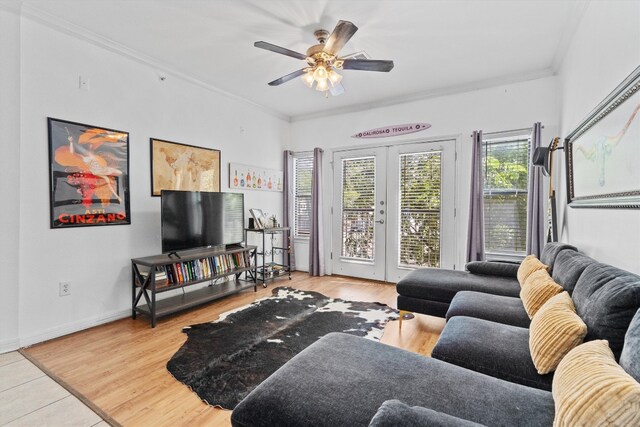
top-left (313, 29), bottom-right (329, 44)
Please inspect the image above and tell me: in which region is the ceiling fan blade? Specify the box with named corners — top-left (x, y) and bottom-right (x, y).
top-left (329, 82), bottom-right (345, 97)
top-left (341, 59), bottom-right (394, 72)
top-left (323, 20), bottom-right (358, 56)
top-left (254, 41), bottom-right (307, 60)
top-left (268, 68), bottom-right (307, 86)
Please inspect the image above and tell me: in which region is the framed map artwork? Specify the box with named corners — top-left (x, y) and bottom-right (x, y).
top-left (150, 138), bottom-right (221, 196)
top-left (48, 117), bottom-right (131, 228)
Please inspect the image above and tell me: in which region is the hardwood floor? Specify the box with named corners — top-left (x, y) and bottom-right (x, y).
top-left (22, 273), bottom-right (444, 427)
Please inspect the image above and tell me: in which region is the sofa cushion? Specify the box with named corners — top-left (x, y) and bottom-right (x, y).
top-left (396, 268), bottom-right (520, 304)
top-left (539, 242), bottom-right (577, 272)
top-left (231, 333), bottom-right (555, 427)
top-left (520, 269), bottom-right (563, 318)
top-left (552, 340), bottom-right (640, 427)
top-left (571, 263), bottom-right (640, 359)
top-left (465, 261), bottom-right (518, 278)
top-left (529, 292), bottom-right (587, 374)
top-left (446, 291), bottom-right (530, 328)
top-left (432, 316), bottom-right (553, 390)
top-left (620, 308), bottom-right (640, 382)
top-left (369, 400), bottom-right (485, 427)
top-left (517, 255), bottom-right (549, 285)
top-left (550, 250), bottom-right (595, 294)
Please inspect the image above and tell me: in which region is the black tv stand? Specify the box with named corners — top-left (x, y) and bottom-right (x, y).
top-left (167, 251), bottom-right (181, 259)
top-left (131, 245), bottom-right (258, 327)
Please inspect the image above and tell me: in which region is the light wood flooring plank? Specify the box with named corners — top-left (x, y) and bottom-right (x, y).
top-left (23, 273), bottom-right (443, 427)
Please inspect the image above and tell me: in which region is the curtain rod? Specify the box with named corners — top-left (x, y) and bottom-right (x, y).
top-left (470, 126), bottom-right (542, 138)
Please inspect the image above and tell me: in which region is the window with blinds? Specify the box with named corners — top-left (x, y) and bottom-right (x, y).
top-left (293, 156), bottom-right (313, 238)
top-left (340, 157), bottom-right (375, 260)
top-left (482, 135), bottom-right (530, 255)
top-left (398, 151), bottom-right (442, 268)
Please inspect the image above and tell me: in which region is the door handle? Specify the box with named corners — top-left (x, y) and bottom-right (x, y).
top-left (375, 219), bottom-right (385, 224)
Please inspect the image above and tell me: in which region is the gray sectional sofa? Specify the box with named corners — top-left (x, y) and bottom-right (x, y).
top-left (231, 243), bottom-right (640, 426)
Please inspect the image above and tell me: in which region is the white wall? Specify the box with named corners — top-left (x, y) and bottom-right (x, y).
top-left (557, 1), bottom-right (640, 274)
top-left (0, 6), bottom-right (22, 352)
top-left (12, 16), bottom-right (288, 346)
top-left (290, 76), bottom-right (560, 273)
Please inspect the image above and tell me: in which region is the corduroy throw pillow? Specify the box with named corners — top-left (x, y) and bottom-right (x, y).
top-left (529, 292), bottom-right (587, 374)
top-left (520, 269), bottom-right (563, 319)
top-left (552, 340), bottom-right (640, 427)
top-left (517, 255), bottom-right (549, 286)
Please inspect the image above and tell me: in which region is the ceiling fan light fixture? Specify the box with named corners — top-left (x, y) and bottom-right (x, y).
top-left (327, 68), bottom-right (342, 86)
top-left (301, 71), bottom-right (315, 88)
top-left (313, 64), bottom-right (328, 81)
top-left (315, 78), bottom-right (329, 92)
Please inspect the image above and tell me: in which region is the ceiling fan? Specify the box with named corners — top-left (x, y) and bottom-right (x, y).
top-left (254, 20), bottom-right (394, 96)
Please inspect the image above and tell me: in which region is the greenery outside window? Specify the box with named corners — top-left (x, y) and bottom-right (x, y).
top-left (482, 133), bottom-right (531, 258)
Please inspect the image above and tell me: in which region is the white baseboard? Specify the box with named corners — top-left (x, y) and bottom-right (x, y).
top-left (20, 309), bottom-right (130, 348)
top-left (0, 338), bottom-right (20, 354)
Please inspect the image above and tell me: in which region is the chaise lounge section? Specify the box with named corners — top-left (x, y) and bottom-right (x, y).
top-left (396, 242), bottom-right (576, 318)
top-left (231, 332), bottom-right (556, 427)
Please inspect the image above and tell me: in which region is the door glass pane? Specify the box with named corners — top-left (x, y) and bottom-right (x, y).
top-left (398, 151), bottom-right (441, 268)
top-left (341, 157), bottom-right (375, 260)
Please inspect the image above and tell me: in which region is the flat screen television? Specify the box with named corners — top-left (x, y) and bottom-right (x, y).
top-left (161, 190), bottom-right (244, 253)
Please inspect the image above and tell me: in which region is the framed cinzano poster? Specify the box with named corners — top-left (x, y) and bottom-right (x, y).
top-left (150, 138), bottom-right (221, 196)
top-left (48, 117), bottom-right (131, 228)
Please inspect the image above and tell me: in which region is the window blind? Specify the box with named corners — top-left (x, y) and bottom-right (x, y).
top-left (340, 157), bottom-right (375, 260)
top-left (293, 156), bottom-right (313, 238)
top-left (398, 151), bottom-right (442, 268)
top-left (482, 136), bottom-right (530, 255)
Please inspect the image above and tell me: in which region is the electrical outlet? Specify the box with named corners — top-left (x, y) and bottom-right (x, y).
top-left (59, 281), bottom-right (71, 297)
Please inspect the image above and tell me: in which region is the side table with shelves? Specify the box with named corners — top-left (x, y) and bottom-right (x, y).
top-left (244, 227), bottom-right (292, 285)
top-left (131, 245), bottom-right (257, 327)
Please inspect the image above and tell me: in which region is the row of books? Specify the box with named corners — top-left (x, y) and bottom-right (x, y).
top-left (171, 252), bottom-right (251, 284)
top-left (141, 252), bottom-right (253, 288)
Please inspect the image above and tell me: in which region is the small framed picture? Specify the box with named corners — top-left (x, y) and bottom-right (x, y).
top-left (249, 208), bottom-right (265, 229)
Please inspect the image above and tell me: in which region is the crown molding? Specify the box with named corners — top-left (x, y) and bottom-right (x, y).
top-left (19, 3), bottom-right (291, 123)
top-left (551, 0), bottom-right (590, 73)
top-left (290, 68), bottom-right (555, 123)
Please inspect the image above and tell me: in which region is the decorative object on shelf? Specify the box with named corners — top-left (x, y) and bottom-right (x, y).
top-left (254, 20), bottom-right (394, 97)
top-left (150, 138), bottom-right (220, 196)
top-left (565, 65), bottom-right (640, 208)
top-left (351, 123), bottom-right (431, 139)
top-left (249, 208), bottom-right (266, 229)
top-left (166, 287), bottom-right (401, 409)
top-left (229, 162), bottom-right (283, 192)
top-left (47, 117), bottom-right (131, 228)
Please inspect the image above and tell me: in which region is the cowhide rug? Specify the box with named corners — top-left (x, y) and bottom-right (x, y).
top-left (166, 286), bottom-right (399, 409)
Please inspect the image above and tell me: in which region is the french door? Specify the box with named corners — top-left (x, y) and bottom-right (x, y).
top-left (331, 140), bottom-right (456, 282)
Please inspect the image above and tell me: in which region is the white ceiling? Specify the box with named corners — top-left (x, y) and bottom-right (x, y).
top-left (19, 0), bottom-right (584, 121)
